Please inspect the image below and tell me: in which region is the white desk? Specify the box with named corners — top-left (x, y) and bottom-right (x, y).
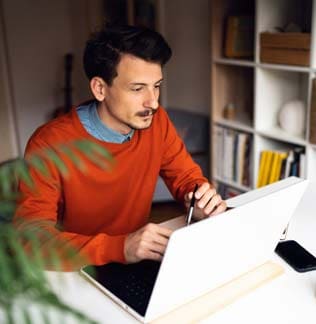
top-left (47, 182), bottom-right (316, 324)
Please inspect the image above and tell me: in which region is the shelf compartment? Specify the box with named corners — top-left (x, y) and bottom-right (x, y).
top-left (254, 135), bottom-right (306, 185)
top-left (255, 68), bottom-right (309, 141)
top-left (212, 126), bottom-right (253, 189)
top-left (256, 0), bottom-right (312, 65)
top-left (257, 0), bottom-right (312, 35)
top-left (212, 64), bottom-right (254, 128)
top-left (211, 0), bottom-right (255, 61)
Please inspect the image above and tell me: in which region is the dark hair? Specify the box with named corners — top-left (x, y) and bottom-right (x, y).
top-left (83, 24), bottom-right (172, 84)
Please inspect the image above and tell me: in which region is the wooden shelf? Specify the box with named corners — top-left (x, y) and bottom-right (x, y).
top-left (210, 0), bottom-right (316, 193)
top-left (213, 176), bottom-right (251, 192)
top-left (215, 118), bottom-right (254, 133)
top-left (256, 128), bottom-right (307, 146)
top-left (258, 62), bottom-right (311, 73)
top-left (214, 58), bottom-right (255, 68)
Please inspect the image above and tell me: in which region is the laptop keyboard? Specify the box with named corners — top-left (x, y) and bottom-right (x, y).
top-left (91, 260), bottom-right (161, 316)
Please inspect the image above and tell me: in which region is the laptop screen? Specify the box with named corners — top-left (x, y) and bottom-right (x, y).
top-left (82, 260), bottom-right (161, 316)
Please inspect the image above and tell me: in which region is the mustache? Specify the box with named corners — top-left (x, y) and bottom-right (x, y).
top-left (136, 109), bottom-right (158, 117)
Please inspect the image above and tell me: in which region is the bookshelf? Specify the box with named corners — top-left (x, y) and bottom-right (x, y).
top-left (210, 0), bottom-right (316, 198)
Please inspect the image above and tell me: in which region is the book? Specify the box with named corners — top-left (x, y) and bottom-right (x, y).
top-left (261, 151), bottom-right (274, 187)
top-left (269, 152), bottom-right (289, 184)
top-left (236, 132), bottom-right (247, 185)
top-left (285, 150), bottom-right (294, 178)
top-left (223, 128), bottom-right (235, 182)
top-left (241, 134), bottom-right (252, 187)
top-left (257, 151), bottom-right (267, 188)
top-left (279, 155), bottom-right (288, 180)
top-left (276, 153), bottom-right (289, 181)
top-left (233, 131), bottom-right (239, 183)
top-left (268, 152), bottom-right (279, 184)
top-left (290, 147), bottom-right (305, 177)
top-left (213, 126), bottom-right (224, 179)
top-left (309, 78), bottom-right (316, 144)
top-left (299, 153), bottom-right (306, 178)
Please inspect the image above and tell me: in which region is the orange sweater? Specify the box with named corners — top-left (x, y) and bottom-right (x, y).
top-left (14, 106), bottom-right (207, 266)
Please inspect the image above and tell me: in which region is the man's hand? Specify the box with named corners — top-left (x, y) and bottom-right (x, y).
top-left (124, 223), bottom-right (173, 263)
top-left (184, 182), bottom-right (227, 221)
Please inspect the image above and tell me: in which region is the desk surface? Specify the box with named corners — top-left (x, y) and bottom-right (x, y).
top-left (47, 182), bottom-right (316, 324)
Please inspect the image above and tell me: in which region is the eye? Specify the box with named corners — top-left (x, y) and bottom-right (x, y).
top-left (131, 87), bottom-right (142, 92)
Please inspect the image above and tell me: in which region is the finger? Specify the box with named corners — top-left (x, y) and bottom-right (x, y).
top-left (184, 192), bottom-right (193, 204)
top-left (148, 223), bottom-right (173, 238)
top-left (209, 200), bottom-right (227, 216)
top-left (196, 188), bottom-right (217, 209)
top-left (152, 233), bottom-right (170, 247)
top-left (141, 224), bottom-right (171, 248)
top-left (185, 183), bottom-right (204, 202)
top-left (140, 240), bottom-right (166, 259)
top-left (212, 200), bottom-right (227, 215)
top-left (195, 182), bottom-right (211, 199)
top-left (184, 192), bottom-right (190, 201)
top-left (149, 241), bottom-right (167, 255)
top-left (134, 247), bottom-right (163, 262)
top-left (146, 251), bottom-right (163, 261)
top-left (191, 208), bottom-right (207, 221)
top-left (205, 194), bottom-right (223, 214)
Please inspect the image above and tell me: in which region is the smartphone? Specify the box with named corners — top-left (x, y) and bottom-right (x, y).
top-left (275, 240), bottom-right (316, 273)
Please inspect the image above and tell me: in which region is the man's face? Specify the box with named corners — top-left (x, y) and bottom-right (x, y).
top-left (99, 54), bottom-right (163, 134)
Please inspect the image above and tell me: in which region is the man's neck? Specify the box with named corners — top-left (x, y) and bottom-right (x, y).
top-left (96, 102), bottom-right (132, 135)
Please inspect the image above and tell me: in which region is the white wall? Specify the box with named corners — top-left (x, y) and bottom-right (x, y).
top-left (1, 0), bottom-right (96, 153)
top-left (164, 0), bottom-right (211, 115)
top-left (0, 2), bottom-right (19, 161)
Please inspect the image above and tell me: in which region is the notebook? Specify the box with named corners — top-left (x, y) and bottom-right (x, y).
top-left (80, 176), bottom-right (308, 323)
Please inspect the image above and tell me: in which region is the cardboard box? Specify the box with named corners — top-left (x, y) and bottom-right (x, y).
top-left (260, 32), bottom-right (311, 66)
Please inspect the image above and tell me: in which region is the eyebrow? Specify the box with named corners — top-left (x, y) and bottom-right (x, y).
top-left (129, 78), bottom-right (164, 86)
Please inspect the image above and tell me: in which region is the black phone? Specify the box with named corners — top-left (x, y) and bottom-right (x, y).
top-left (275, 240), bottom-right (316, 273)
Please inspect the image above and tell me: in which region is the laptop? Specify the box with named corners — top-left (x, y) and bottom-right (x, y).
top-left (80, 176), bottom-right (308, 323)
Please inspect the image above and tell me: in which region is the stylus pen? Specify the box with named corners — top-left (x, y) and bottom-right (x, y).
top-left (186, 184), bottom-right (199, 226)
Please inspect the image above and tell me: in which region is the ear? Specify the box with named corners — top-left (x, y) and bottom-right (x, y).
top-left (90, 77), bottom-right (107, 101)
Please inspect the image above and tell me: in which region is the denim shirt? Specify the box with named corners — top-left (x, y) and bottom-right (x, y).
top-left (77, 101), bottom-right (134, 143)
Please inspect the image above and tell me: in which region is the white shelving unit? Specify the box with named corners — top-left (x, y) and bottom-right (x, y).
top-left (210, 0), bottom-right (316, 196)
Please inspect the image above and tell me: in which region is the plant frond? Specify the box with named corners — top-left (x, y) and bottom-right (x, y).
top-left (43, 148), bottom-right (69, 177)
top-left (73, 140), bottom-right (114, 169)
top-left (13, 159), bottom-right (34, 189)
top-left (58, 144), bottom-right (86, 171)
top-left (27, 155), bottom-right (50, 177)
top-left (0, 139), bottom-right (112, 322)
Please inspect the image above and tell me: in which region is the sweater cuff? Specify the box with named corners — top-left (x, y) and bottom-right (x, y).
top-left (96, 233), bottom-right (127, 265)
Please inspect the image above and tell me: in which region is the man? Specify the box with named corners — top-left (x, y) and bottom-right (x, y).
top-left (15, 25), bottom-right (226, 267)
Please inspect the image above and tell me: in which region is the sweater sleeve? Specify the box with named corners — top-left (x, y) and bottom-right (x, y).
top-left (159, 109), bottom-right (209, 202)
top-left (13, 135), bottom-right (127, 269)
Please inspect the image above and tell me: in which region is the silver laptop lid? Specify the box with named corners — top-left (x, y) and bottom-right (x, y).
top-left (145, 177), bottom-right (308, 321)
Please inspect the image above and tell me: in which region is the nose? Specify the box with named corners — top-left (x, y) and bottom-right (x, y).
top-left (144, 88), bottom-right (159, 110)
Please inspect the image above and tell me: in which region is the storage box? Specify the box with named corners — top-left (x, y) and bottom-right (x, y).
top-left (260, 32), bottom-right (311, 66)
